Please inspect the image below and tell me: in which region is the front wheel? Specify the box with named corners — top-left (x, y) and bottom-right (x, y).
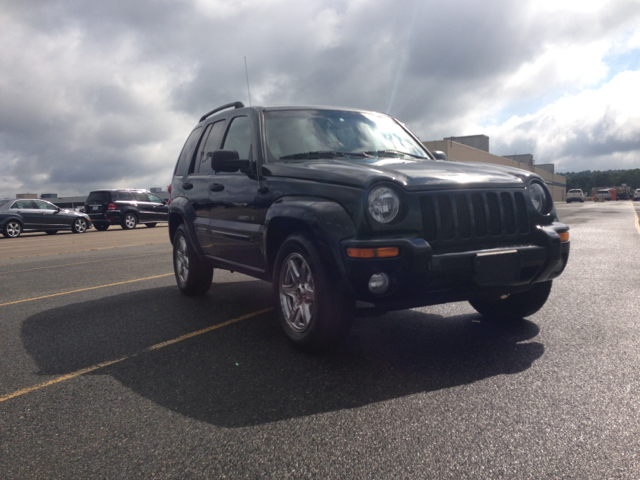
top-left (469, 281), bottom-right (553, 321)
top-left (173, 225), bottom-right (213, 296)
top-left (3, 221), bottom-right (22, 238)
top-left (94, 223), bottom-right (109, 231)
top-left (273, 232), bottom-right (354, 350)
top-left (121, 213), bottom-right (137, 230)
top-left (72, 218), bottom-right (88, 234)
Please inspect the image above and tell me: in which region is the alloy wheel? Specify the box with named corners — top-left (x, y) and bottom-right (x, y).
top-left (279, 252), bottom-right (315, 333)
top-left (175, 235), bottom-right (189, 284)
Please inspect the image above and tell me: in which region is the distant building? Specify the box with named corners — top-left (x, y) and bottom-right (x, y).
top-left (444, 135), bottom-right (489, 152)
top-left (40, 193), bottom-right (58, 198)
top-left (536, 164), bottom-right (555, 174)
top-left (16, 193), bottom-right (37, 199)
top-left (149, 187), bottom-right (163, 193)
top-left (422, 136), bottom-right (566, 202)
top-left (502, 154), bottom-right (533, 166)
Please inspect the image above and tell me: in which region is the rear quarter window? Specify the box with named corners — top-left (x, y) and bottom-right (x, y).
top-left (175, 127), bottom-right (204, 177)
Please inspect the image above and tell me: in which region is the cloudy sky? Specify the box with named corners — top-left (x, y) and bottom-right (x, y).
top-left (1, 0), bottom-right (639, 198)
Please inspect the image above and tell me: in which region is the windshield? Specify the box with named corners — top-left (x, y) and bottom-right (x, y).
top-left (264, 109), bottom-right (429, 162)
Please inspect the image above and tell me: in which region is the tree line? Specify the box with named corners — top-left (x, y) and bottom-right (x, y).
top-left (558, 169), bottom-right (640, 193)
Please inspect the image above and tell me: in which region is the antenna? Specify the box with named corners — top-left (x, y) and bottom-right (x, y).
top-left (244, 57), bottom-right (252, 107)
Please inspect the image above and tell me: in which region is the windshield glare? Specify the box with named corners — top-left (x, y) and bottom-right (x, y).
top-left (264, 110), bottom-right (427, 161)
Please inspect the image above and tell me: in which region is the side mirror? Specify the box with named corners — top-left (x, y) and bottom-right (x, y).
top-left (432, 150), bottom-right (447, 160)
top-left (209, 150), bottom-right (250, 173)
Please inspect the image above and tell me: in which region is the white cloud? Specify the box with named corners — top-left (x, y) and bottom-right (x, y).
top-left (0, 0), bottom-right (639, 198)
top-left (481, 70), bottom-right (640, 171)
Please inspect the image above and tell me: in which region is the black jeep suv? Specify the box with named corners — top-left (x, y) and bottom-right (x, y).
top-left (169, 102), bottom-right (570, 350)
top-left (85, 189), bottom-right (169, 231)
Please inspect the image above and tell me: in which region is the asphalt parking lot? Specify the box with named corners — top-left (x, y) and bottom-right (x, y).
top-left (1, 204), bottom-right (640, 479)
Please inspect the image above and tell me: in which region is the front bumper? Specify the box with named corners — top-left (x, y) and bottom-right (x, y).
top-left (340, 222), bottom-right (570, 310)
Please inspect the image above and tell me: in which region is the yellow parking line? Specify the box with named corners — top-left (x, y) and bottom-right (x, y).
top-left (1, 242), bottom-right (170, 260)
top-left (0, 273), bottom-right (174, 307)
top-left (0, 307), bottom-right (274, 403)
top-left (0, 252), bottom-right (171, 275)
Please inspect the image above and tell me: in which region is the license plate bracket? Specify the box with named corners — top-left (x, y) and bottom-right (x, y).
top-left (474, 250), bottom-right (520, 286)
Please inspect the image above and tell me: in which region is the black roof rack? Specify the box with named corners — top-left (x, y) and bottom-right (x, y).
top-left (199, 101), bottom-right (245, 123)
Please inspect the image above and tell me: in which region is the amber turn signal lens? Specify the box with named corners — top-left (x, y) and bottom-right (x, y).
top-left (346, 247), bottom-right (399, 258)
top-left (559, 232), bottom-right (569, 242)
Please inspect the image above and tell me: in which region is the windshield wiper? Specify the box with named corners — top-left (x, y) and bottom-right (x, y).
top-left (279, 151), bottom-right (371, 160)
top-left (363, 150), bottom-right (429, 159)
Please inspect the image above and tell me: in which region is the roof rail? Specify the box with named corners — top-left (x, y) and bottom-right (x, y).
top-left (199, 101), bottom-right (245, 122)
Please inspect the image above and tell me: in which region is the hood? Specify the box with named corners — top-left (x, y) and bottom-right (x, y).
top-left (266, 158), bottom-right (535, 191)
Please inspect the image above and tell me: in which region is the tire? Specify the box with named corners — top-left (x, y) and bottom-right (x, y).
top-left (3, 220), bottom-right (22, 238)
top-left (145, 223), bottom-right (157, 228)
top-left (72, 218), bottom-right (88, 234)
top-left (121, 213), bottom-right (137, 230)
top-left (173, 225), bottom-right (213, 296)
top-left (94, 223), bottom-right (109, 231)
top-left (469, 281), bottom-right (553, 321)
top-left (273, 232), bottom-right (354, 351)
top-left (45, 230), bottom-right (58, 235)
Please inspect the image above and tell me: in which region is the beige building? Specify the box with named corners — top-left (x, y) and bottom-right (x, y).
top-left (423, 138), bottom-right (566, 202)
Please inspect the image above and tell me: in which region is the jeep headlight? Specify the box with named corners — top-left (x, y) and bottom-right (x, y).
top-left (368, 186), bottom-right (400, 224)
top-left (529, 182), bottom-right (550, 214)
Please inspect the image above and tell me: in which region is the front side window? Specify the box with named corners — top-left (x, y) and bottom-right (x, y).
top-left (134, 193), bottom-right (149, 202)
top-left (222, 116), bottom-right (252, 160)
top-left (33, 200), bottom-right (58, 210)
top-left (148, 194), bottom-right (163, 204)
top-left (196, 120), bottom-right (227, 174)
top-left (264, 109), bottom-right (428, 162)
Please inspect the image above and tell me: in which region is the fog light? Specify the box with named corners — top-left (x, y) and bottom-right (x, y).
top-left (368, 273), bottom-right (390, 294)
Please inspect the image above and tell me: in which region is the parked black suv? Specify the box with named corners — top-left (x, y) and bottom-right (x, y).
top-left (85, 189), bottom-right (169, 231)
top-left (169, 102), bottom-right (570, 350)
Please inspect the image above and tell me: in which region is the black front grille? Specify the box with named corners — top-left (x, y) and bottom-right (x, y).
top-left (420, 190), bottom-right (530, 248)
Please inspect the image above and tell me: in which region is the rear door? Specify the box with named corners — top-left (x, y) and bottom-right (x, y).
top-left (11, 200), bottom-right (39, 229)
top-left (182, 120), bottom-right (227, 255)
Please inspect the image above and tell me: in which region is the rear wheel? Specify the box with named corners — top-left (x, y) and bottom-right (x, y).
top-left (94, 223), bottom-right (109, 231)
top-left (72, 218), bottom-right (88, 234)
top-left (121, 213), bottom-right (137, 230)
top-left (145, 223), bottom-right (157, 228)
top-left (274, 232), bottom-right (354, 350)
top-left (173, 225), bottom-right (213, 296)
top-left (3, 221), bottom-right (22, 238)
top-left (469, 281), bottom-right (553, 321)
top-left (45, 230), bottom-right (58, 235)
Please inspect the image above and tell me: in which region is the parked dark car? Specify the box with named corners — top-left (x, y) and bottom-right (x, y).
top-left (84, 189), bottom-right (169, 231)
top-left (169, 102), bottom-right (570, 350)
top-left (0, 198), bottom-right (92, 238)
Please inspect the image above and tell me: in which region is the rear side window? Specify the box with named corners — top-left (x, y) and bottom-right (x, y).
top-left (86, 192), bottom-right (111, 203)
top-left (12, 200), bottom-right (35, 209)
top-left (222, 116), bottom-right (252, 160)
top-left (195, 120), bottom-right (226, 174)
top-left (117, 192), bottom-right (134, 201)
top-left (175, 127), bottom-right (203, 177)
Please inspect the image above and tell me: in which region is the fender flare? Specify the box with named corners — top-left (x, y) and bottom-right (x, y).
top-left (168, 197), bottom-right (205, 256)
top-left (264, 196), bottom-right (358, 285)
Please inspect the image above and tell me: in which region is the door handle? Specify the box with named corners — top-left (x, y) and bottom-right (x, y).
top-left (182, 182), bottom-right (193, 190)
top-left (209, 183), bottom-right (225, 192)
